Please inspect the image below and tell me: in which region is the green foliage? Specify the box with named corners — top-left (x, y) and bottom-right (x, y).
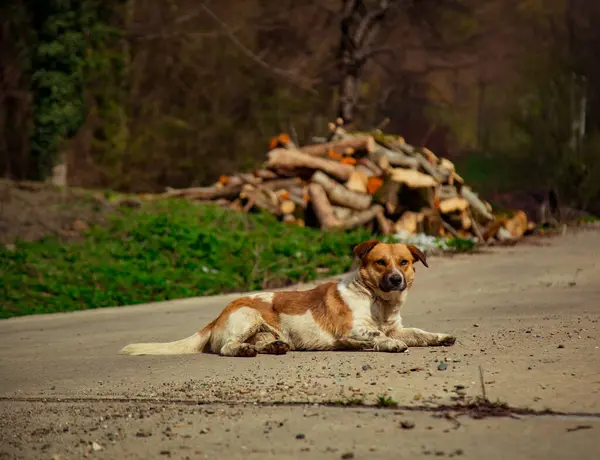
top-left (444, 237), bottom-right (476, 253)
top-left (376, 395), bottom-right (398, 407)
top-left (0, 201), bottom-right (371, 318)
top-left (483, 56), bottom-right (600, 211)
top-left (26, 0), bottom-right (124, 179)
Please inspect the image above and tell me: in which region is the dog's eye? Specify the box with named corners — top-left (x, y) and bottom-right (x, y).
top-left (375, 259), bottom-right (387, 266)
top-left (400, 259), bottom-right (409, 266)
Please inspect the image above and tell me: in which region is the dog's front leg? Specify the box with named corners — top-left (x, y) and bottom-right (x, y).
top-left (388, 327), bottom-right (456, 347)
top-left (343, 326), bottom-right (408, 353)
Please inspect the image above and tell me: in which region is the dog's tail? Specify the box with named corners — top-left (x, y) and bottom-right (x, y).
top-left (119, 323), bottom-right (213, 356)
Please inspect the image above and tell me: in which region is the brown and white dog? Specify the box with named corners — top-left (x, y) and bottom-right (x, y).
top-left (119, 240), bottom-right (456, 357)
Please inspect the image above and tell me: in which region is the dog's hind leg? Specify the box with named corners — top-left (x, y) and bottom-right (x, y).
top-left (213, 307), bottom-right (264, 357)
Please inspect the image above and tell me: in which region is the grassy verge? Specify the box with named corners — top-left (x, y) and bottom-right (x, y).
top-left (1, 200), bottom-right (371, 319)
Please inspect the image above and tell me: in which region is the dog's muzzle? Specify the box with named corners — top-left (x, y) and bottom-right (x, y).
top-left (379, 271), bottom-right (406, 292)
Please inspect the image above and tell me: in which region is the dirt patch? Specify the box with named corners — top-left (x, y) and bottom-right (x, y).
top-left (0, 180), bottom-right (120, 244)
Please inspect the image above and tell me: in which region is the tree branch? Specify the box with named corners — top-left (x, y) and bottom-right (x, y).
top-left (354, 0), bottom-right (391, 48)
top-left (200, 3), bottom-right (317, 94)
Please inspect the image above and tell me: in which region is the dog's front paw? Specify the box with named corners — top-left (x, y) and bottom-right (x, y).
top-left (436, 334), bottom-right (456, 347)
top-left (374, 338), bottom-right (408, 353)
top-left (237, 343), bottom-right (258, 357)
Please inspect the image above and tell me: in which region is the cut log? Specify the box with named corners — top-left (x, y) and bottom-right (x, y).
top-left (259, 177), bottom-right (303, 191)
top-left (375, 208), bottom-right (393, 235)
top-left (338, 205), bottom-right (384, 230)
top-left (300, 135), bottom-right (376, 157)
top-left (238, 173), bottom-right (262, 185)
top-left (311, 171), bottom-right (372, 210)
top-left (345, 171), bottom-right (369, 193)
top-left (374, 178), bottom-right (400, 215)
top-left (371, 146), bottom-right (420, 169)
top-left (253, 169), bottom-right (279, 180)
top-left (280, 200), bottom-right (296, 215)
top-left (438, 197), bottom-right (470, 214)
top-left (395, 211), bottom-right (424, 234)
top-left (357, 158), bottom-right (384, 176)
top-left (452, 171), bottom-right (465, 185)
top-left (163, 183), bottom-right (243, 200)
top-left (390, 168), bottom-right (438, 188)
top-left (395, 141), bottom-right (416, 156)
top-left (445, 210), bottom-right (472, 230)
top-left (421, 147), bottom-right (439, 164)
top-left (422, 210), bottom-right (444, 236)
top-left (280, 187), bottom-right (308, 209)
top-left (282, 214), bottom-right (296, 224)
top-left (437, 185), bottom-right (458, 200)
top-left (439, 158), bottom-right (455, 173)
top-left (308, 183), bottom-right (340, 229)
top-left (266, 148), bottom-right (355, 182)
top-left (502, 210), bottom-right (528, 238)
top-left (414, 152), bottom-right (445, 182)
top-left (460, 186), bottom-right (494, 222)
top-left (437, 158), bottom-right (455, 183)
top-left (356, 164), bottom-right (376, 178)
top-left (376, 152), bottom-right (390, 171)
top-left (332, 206), bottom-right (353, 221)
top-left (243, 187), bottom-right (281, 216)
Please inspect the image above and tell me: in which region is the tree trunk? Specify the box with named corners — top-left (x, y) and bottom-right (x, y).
top-left (338, 70), bottom-right (360, 125)
top-left (337, 0), bottom-right (393, 125)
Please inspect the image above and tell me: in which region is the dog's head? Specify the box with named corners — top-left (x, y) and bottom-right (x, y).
top-left (353, 240), bottom-right (428, 294)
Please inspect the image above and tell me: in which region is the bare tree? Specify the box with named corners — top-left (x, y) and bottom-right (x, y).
top-left (337, 0), bottom-right (396, 125)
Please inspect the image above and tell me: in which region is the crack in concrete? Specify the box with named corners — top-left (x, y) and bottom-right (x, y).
top-left (2, 396), bottom-right (599, 420)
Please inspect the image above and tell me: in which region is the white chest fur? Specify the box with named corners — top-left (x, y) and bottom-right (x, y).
top-left (337, 272), bottom-right (407, 331)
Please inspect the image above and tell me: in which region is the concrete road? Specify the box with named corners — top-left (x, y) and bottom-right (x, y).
top-left (1, 229), bottom-right (599, 459)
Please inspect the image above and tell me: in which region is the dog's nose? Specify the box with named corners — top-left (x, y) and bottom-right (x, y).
top-left (389, 273), bottom-right (404, 286)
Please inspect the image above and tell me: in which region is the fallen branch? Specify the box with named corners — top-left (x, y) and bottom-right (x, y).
top-left (390, 168), bottom-right (438, 188)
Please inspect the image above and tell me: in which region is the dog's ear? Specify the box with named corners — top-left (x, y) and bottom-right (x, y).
top-left (353, 240), bottom-right (380, 260)
top-left (408, 245), bottom-right (428, 268)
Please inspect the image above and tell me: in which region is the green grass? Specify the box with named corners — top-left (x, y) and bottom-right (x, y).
top-left (376, 395), bottom-right (398, 407)
top-left (578, 215), bottom-right (600, 223)
top-left (0, 200), bottom-right (371, 319)
top-left (444, 237), bottom-right (477, 253)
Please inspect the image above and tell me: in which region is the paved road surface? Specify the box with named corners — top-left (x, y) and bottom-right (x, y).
top-left (1, 229), bottom-right (599, 459)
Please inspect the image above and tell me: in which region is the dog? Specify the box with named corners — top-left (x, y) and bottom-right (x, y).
top-left (119, 240), bottom-right (456, 357)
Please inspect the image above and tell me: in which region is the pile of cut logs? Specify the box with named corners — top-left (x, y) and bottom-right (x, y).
top-left (162, 120), bottom-right (531, 242)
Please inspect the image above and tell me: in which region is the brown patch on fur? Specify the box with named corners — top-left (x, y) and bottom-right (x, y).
top-left (216, 297), bottom-right (281, 331)
top-left (272, 283), bottom-right (353, 337)
top-left (353, 239), bottom-right (380, 260)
